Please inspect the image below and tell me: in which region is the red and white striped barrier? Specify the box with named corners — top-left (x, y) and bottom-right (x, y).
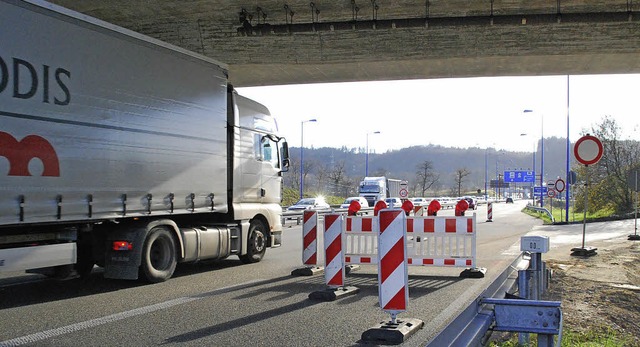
top-left (405, 215), bottom-right (476, 268)
top-left (345, 215), bottom-right (377, 265)
top-left (324, 214), bottom-right (345, 288)
top-left (302, 210), bottom-right (318, 265)
top-left (344, 214), bottom-right (477, 271)
top-left (378, 210), bottom-right (408, 322)
top-left (291, 211), bottom-right (324, 276)
top-left (486, 201), bottom-right (493, 222)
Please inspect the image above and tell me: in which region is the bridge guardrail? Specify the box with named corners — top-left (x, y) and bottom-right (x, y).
top-left (426, 253), bottom-right (532, 346)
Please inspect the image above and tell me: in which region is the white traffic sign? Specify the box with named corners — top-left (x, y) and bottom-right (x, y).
top-left (555, 178), bottom-right (566, 193)
top-left (399, 188), bottom-right (408, 198)
top-left (574, 134), bottom-right (603, 166)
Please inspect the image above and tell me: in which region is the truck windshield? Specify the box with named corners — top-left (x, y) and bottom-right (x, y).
top-left (360, 185), bottom-right (380, 193)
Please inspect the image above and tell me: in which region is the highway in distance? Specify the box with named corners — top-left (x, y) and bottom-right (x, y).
top-left (0, 201), bottom-right (539, 346)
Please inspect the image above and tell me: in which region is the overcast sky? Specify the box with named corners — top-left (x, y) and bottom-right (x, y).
top-left (237, 74), bottom-right (640, 154)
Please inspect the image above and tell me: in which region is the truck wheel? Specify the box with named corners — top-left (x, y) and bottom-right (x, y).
top-left (239, 220), bottom-right (267, 264)
top-left (140, 227), bottom-right (177, 283)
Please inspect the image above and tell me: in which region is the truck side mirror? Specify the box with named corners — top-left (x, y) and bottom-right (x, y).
top-left (281, 141), bottom-right (290, 172)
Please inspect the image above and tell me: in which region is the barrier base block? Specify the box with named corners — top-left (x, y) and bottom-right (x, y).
top-left (460, 267), bottom-right (487, 278)
top-left (486, 219), bottom-right (493, 222)
top-left (361, 318), bottom-right (424, 344)
top-left (570, 246), bottom-right (598, 257)
top-left (629, 234), bottom-right (640, 241)
top-left (308, 286), bottom-right (359, 301)
top-left (291, 266), bottom-right (323, 276)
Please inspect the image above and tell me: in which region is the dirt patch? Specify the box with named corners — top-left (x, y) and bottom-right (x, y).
top-left (543, 241), bottom-right (640, 345)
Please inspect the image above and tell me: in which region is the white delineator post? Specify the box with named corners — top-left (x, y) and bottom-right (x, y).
top-left (378, 209), bottom-right (408, 323)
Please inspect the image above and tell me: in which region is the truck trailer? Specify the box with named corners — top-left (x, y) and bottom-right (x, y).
top-left (0, 0), bottom-right (290, 282)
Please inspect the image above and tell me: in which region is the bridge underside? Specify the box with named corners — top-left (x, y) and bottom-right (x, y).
top-left (47, 1), bottom-right (640, 87)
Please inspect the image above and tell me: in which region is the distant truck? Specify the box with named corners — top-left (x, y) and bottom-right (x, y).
top-left (0, 0), bottom-right (290, 283)
top-left (358, 177), bottom-right (403, 207)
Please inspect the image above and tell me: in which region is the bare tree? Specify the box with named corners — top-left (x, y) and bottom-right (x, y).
top-left (574, 116), bottom-right (640, 214)
top-left (415, 160), bottom-right (440, 196)
top-left (302, 159), bottom-right (315, 193)
top-left (288, 160), bottom-right (300, 191)
top-left (328, 161), bottom-right (348, 195)
top-left (454, 168), bottom-right (471, 197)
top-left (315, 162), bottom-right (329, 192)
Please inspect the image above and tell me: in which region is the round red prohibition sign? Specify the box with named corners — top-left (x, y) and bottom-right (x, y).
top-left (574, 134), bottom-right (603, 166)
top-left (547, 189), bottom-right (556, 198)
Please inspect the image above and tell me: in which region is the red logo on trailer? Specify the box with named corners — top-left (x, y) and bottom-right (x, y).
top-left (0, 131), bottom-right (60, 176)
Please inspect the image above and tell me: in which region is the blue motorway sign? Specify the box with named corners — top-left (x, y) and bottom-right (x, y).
top-left (533, 186), bottom-right (548, 196)
top-left (503, 170), bottom-right (535, 183)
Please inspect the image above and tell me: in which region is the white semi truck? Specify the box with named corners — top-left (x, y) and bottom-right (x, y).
top-left (0, 0), bottom-right (290, 282)
top-left (358, 177), bottom-right (403, 207)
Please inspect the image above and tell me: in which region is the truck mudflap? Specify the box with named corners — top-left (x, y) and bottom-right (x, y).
top-left (103, 219), bottom-right (182, 280)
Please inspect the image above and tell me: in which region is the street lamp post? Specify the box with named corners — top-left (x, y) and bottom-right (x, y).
top-left (524, 109), bottom-right (544, 207)
top-left (565, 75), bottom-right (571, 222)
top-left (520, 133), bottom-right (536, 205)
top-left (484, 148), bottom-right (488, 201)
top-left (365, 131), bottom-right (380, 177)
top-left (300, 118), bottom-right (317, 200)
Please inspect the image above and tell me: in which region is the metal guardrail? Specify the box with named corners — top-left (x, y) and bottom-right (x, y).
top-left (524, 205), bottom-right (555, 223)
top-left (426, 253), bottom-right (532, 346)
top-left (282, 200), bottom-right (509, 225)
top-left (282, 207), bottom-right (374, 225)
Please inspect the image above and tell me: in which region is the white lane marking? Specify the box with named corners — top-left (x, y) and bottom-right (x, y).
top-left (0, 279), bottom-right (266, 347)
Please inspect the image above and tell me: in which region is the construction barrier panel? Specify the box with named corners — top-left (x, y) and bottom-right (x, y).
top-left (344, 215), bottom-right (378, 265)
top-left (487, 202), bottom-right (493, 222)
top-left (344, 213), bottom-right (477, 269)
top-left (378, 209), bottom-right (408, 318)
top-left (324, 213), bottom-right (345, 288)
top-left (302, 210), bottom-right (318, 265)
top-left (361, 210), bottom-right (424, 345)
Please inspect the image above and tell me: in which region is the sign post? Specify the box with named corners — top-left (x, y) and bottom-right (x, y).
top-left (628, 169), bottom-right (640, 241)
top-left (571, 134), bottom-right (603, 256)
top-left (555, 178), bottom-right (566, 222)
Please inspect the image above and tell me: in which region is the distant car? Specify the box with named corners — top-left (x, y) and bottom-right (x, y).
top-left (410, 197), bottom-right (431, 207)
top-left (340, 196), bottom-right (370, 208)
top-left (462, 196), bottom-right (477, 210)
top-left (437, 197), bottom-right (456, 209)
top-left (385, 197), bottom-right (402, 208)
top-left (287, 198), bottom-right (331, 211)
top-left (506, 197), bottom-right (514, 203)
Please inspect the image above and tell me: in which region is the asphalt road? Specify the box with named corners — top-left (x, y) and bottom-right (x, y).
top-left (0, 201), bottom-right (539, 347)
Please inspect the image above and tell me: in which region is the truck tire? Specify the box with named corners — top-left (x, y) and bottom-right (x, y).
top-left (239, 220), bottom-right (267, 264)
top-left (140, 226), bottom-right (177, 283)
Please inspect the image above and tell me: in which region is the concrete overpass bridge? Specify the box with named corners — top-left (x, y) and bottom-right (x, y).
top-left (49, 0), bottom-right (640, 87)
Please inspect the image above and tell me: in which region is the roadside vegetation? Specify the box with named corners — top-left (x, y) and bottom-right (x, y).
top-left (523, 204), bottom-right (617, 225)
top-left (489, 327), bottom-right (636, 347)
